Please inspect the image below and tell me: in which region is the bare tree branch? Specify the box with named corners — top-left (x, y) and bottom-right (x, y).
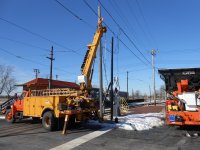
top-left (0, 65), bottom-right (15, 95)
top-left (4, 78), bottom-right (16, 97)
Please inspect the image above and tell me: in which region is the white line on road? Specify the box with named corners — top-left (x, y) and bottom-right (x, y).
top-left (0, 115), bottom-right (4, 119)
top-left (50, 127), bottom-right (112, 150)
top-left (176, 137), bottom-right (187, 146)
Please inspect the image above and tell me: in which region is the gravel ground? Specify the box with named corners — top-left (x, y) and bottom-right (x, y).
top-left (127, 105), bottom-right (165, 115)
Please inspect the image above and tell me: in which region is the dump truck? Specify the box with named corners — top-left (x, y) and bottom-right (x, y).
top-left (159, 68), bottom-right (200, 126)
top-left (1, 15), bottom-right (106, 132)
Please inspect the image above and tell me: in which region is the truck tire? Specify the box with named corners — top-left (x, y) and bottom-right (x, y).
top-left (42, 111), bottom-right (56, 131)
top-left (5, 109), bottom-right (15, 123)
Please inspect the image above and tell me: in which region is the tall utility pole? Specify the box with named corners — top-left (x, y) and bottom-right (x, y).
top-left (127, 71), bottom-right (129, 100)
top-left (56, 75), bottom-right (58, 80)
top-left (98, 6), bottom-right (103, 121)
top-left (149, 85), bottom-right (151, 104)
top-left (132, 89), bottom-right (133, 99)
top-left (47, 46), bottom-right (55, 89)
top-left (110, 37), bottom-right (114, 121)
top-left (34, 69), bottom-right (40, 79)
top-left (151, 49), bottom-right (156, 106)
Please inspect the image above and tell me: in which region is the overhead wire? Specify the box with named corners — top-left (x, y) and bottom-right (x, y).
top-left (0, 17), bottom-right (82, 56)
top-left (83, 0), bottom-right (98, 16)
top-left (116, 35), bottom-right (120, 76)
top-left (135, 0), bottom-right (157, 47)
top-left (83, 0), bottom-right (148, 66)
top-left (119, 68), bottom-right (151, 74)
top-left (98, 0), bottom-right (151, 65)
top-left (0, 47), bottom-right (49, 67)
top-left (103, 50), bottom-right (109, 88)
top-left (102, 33), bottom-right (109, 87)
top-left (0, 47), bottom-right (76, 75)
top-left (108, 0), bottom-right (138, 43)
top-left (54, 0), bottom-right (94, 29)
top-left (0, 36), bottom-right (86, 54)
top-left (0, 36), bottom-right (49, 52)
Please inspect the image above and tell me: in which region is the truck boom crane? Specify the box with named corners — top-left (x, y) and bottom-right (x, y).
top-left (78, 17), bottom-right (106, 91)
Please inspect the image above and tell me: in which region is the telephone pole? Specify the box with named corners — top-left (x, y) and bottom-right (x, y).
top-left (47, 46), bottom-right (55, 89)
top-left (34, 69), bottom-right (40, 79)
top-left (151, 49), bottom-right (156, 106)
top-left (127, 71), bottom-right (129, 100)
top-left (110, 37), bottom-right (114, 121)
top-left (98, 6), bottom-right (103, 121)
top-left (149, 85), bottom-right (151, 104)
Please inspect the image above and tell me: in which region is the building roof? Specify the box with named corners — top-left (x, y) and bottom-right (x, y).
top-left (21, 78), bottom-right (80, 89)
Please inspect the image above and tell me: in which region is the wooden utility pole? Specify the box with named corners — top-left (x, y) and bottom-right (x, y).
top-left (98, 6), bottom-right (103, 121)
top-left (110, 37), bottom-right (114, 121)
top-left (47, 46), bottom-right (55, 89)
top-left (149, 85), bottom-right (151, 104)
top-left (34, 69), bottom-right (40, 79)
top-left (127, 71), bottom-right (129, 100)
top-left (151, 49), bottom-right (156, 106)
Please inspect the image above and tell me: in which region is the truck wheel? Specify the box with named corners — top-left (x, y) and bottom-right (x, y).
top-left (5, 109), bottom-right (15, 123)
top-left (42, 111), bottom-right (56, 131)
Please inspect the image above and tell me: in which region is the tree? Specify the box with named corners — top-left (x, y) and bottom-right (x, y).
top-left (4, 78), bottom-right (16, 97)
top-left (159, 85), bottom-right (166, 100)
top-left (143, 93), bottom-right (148, 99)
top-left (131, 89), bottom-right (135, 99)
top-left (135, 90), bottom-right (141, 99)
top-left (0, 65), bottom-right (16, 96)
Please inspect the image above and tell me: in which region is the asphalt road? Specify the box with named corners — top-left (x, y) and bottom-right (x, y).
top-left (0, 118), bottom-right (200, 150)
top-left (74, 125), bottom-right (200, 150)
top-left (0, 119), bottom-right (102, 150)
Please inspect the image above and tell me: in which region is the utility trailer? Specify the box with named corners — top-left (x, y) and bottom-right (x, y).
top-left (159, 68), bottom-right (200, 126)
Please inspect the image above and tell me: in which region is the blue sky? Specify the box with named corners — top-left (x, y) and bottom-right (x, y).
top-left (1, 0), bottom-right (200, 95)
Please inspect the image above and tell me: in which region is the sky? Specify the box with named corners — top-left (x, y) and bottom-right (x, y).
top-left (1, 0), bottom-right (200, 95)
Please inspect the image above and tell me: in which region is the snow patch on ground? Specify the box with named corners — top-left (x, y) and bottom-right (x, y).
top-left (88, 113), bottom-right (164, 131)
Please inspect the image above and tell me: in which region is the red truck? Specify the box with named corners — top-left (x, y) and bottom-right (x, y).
top-left (159, 68), bottom-right (200, 126)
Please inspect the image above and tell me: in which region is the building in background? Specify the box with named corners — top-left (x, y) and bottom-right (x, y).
top-left (18, 78), bottom-right (79, 91)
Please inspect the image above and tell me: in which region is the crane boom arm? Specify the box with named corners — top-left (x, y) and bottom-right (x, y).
top-left (78, 18), bottom-right (106, 91)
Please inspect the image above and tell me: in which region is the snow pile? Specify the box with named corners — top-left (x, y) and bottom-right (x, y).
top-left (118, 113), bottom-right (164, 131)
top-left (87, 113), bottom-right (164, 131)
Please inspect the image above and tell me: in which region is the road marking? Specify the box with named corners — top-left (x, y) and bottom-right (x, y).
top-left (0, 115), bottom-right (4, 119)
top-left (176, 137), bottom-right (187, 146)
top-left (50, 127), bottom-right (112, 150)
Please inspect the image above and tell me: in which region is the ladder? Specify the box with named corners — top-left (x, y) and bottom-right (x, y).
top-left (30, 88), bottom-right (80, 97)
top-left (0, 97), bottom-right (15, 113)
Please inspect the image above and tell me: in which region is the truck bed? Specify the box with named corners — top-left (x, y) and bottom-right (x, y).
top-left (158, 68), bottom-right (200, 93)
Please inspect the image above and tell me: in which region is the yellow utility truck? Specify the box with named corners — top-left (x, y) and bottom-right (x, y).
top-left (2, 16), bottom-right (106, 132)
